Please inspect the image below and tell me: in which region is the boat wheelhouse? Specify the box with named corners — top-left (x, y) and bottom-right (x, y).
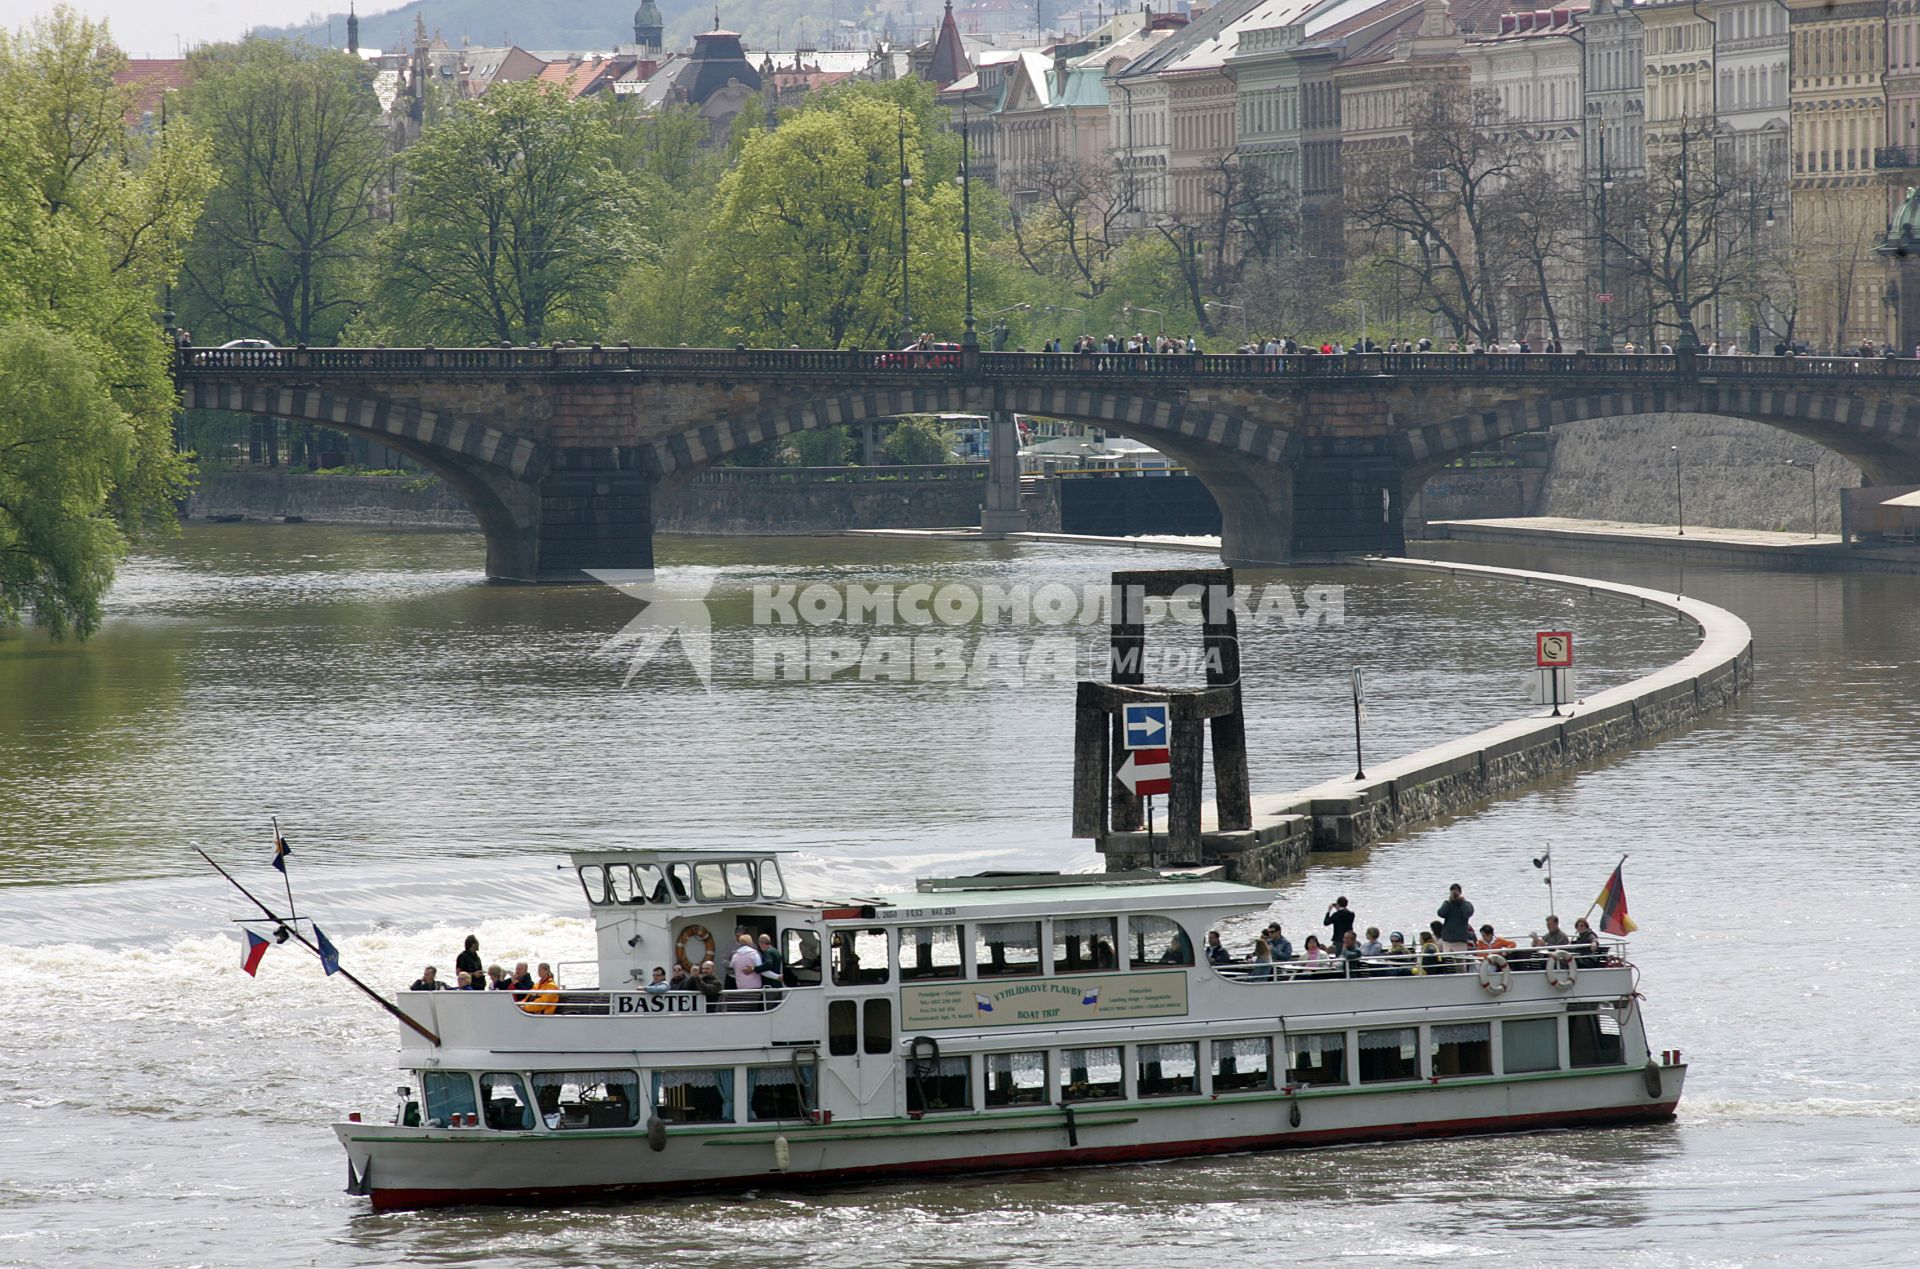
top-left (336, 848), bottom-right (1685, 1209)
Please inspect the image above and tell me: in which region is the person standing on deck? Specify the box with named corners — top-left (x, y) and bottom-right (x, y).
top-left (1323, 897), bottom-right (1356, 949)
top-left (1437, 884), bottom-right (1476, 951)
top-left (730, 932), bottom-right (764, 990)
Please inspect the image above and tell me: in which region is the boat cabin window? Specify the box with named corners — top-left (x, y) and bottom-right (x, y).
top-left (1052, 916), bottom-right (1118, 973)
top-left (667, 862), bottom-right (693, 902)
top-left (1502, 1017), bottom-right (1560, 1074)
top-left (1060, 1045), bottom-right (1124, 1101)
top-left (898, 925), bottom-right (965, 980)
top-left (607, 865), bottom-right (636, 904)
top-left (827, 1000), bottom-right (857, 1056)
top-left (863, 998), bottom-right (892, 1055)
top-left (1212, 1037), bottom-right (1273, 1092)
top-left (831, 928), bottom-right (889, 985)
top-left (724, 861), bottom-right (756, 899)
top-left (760, 860), bottom-right (786, 899)
top-left (785, 929), bottom-right (822, 987)
top-left (1136, 1041), bottom-right (1198, 1097)
top-left (653, 1068), bottom-right (735, 1123)
top-left (578, 866), bottom-right (608, 905)
top-left (422, 1071), bottom-right (478, 1126)
top-left (1128, 915), bottom-right (1194, 968)
top-left (1431, 1022), bottom-right (1493, 1078)
top-left (694, 863), bottom-right (728, 902)
top-left (984, 1052), bottom-right (1049, 1107)
top-left (480, 1073), bottom-right (535, 1130)
top-left (1357, 1028), bottom-right (1419, 1083)
top-left (975, 920), bottom-right (1043, 977)
top-left (748, 1065), bottom-right (816, 1121)
top-left (635, 863), bottom-right (669, 903)
top-left (1286, 1032), bottom-right (1347, 1087)
top-left (1568, 1007), bottom-right (1625, 1067)
top-left (530, 1069), bottom-right (641, 1129)
top-left (906, 1054), bottom-right (972, 1113)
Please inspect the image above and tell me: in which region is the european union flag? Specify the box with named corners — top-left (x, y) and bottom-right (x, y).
top-left (271, 835), bottom-right (291, 873)
top-left (314, 924), bottom-right (341, 976)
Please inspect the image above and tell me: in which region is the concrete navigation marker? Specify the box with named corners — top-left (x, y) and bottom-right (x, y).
top-left (1116, 748), bottom-right (1172, 797)
top-left (1121, 702), bottom-right (1169, 750)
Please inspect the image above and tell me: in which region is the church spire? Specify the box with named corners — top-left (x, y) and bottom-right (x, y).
top-left (346, 1), bottom-right (359, 55)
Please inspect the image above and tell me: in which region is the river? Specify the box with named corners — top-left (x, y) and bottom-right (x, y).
top-left (0, 525), bottom-right (1915, 1266)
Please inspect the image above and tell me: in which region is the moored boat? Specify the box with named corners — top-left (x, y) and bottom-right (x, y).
top-left (335, 848), bottom-right (1685, 1210)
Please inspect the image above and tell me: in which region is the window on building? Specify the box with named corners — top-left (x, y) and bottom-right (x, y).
top-left (984, 1051), bottom-right (1049, 1107)
top-left (653, 1068), bottom-right (735, 1123)
top-left (1569, 1008), bottom-right (1626, 1067)
top-left (1053, 916), bottom-right (1118, 973)
top-left (1503, 1017), bottom-right (1561, 1073)
top-left (747, 1064), bottom-right (815, 1121)
top-left (480, 1072), bottom-right (534, 1130)
top-left (1357, 1027), bottom-right (1420, 1083)
top-left (1431, 1022), bottom-right (1494, 1078)
top-left (423, 1070), bottom-right (477, 1126)
top-left (905, 1054), bottom-right (972, 1113)
top-left (898, 925), bottom-right (965, 980)
top-left (1060, 1045), bottom-right (1125, 1101)
top-left (1211, 1037), bottom-right (1273, 1092)
top-left (975, 921), bottom-right (1042, 976)
top-left (530, 1069), bottom-right (642, 1129)
top-left (831, 928), bottom-right (889, 985)
top-left (1136, 1042), bottom-right (1199, 1097)
top-left (1128, 915), bottom-right (1194, 967)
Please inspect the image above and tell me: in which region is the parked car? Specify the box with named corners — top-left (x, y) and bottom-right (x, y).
top-left (195, 338), bottom-right (281, 365)
top-left (876, 341), bottom-right (961, 369)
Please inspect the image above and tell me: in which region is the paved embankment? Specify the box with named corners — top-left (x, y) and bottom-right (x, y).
top-left (1099, 554), bottom-right (1755, 885)
top-left (1429, 516), bottom-right (1920, 574)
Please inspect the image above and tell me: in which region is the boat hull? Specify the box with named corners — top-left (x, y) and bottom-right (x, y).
top-left (340, 1064), bottom-right (1685, 1211)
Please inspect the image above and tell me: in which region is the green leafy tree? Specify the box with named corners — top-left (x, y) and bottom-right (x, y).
top-left (178, 40), bottom-right (386, 347)
top-left (0, 6), bottom-right (212, 637)
top-left (880, 417), bottom-right (951, 466)
top-left (368, 81), bottom-right (648, 344)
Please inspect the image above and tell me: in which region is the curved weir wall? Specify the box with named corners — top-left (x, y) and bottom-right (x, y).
top-left (1100, 557), bottom-right (1755, 885)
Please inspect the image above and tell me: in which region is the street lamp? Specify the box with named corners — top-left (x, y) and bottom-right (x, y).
top-left (1121, 303), bottom-right (1165, 341)
top-left (898, 109), bottom-right (913, 346)
top-left (1674, 120), bottom-right (1700, 352)
top-left (1596, 130), bottom-right (1614, 353)
top-left (1672, 444), bottom-right (1685, 536)
top-left (958, 107), bottom-right (977, 350)
top-left (1786, 458), bottom-right (1818, 537)
top-left (1203, 300), bottom-right (1247, 343)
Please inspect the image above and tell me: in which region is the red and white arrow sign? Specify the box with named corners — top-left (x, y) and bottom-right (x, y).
top-left (1117, 747), bottom-right (1171, 797)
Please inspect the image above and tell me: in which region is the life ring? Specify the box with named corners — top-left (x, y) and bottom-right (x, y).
top-left (1544, 949), bottom-right (1578, 990)
top-left (675, 924), bottom-right (714, 970)
top-left (1477, 953), bottom-right (1512, 995)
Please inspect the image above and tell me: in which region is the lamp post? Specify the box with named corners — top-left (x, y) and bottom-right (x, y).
top-left (1786, 458), bottom-right (1818, 536)
top-left (959, 107), bottom-right (977, 350)
top-left (1675, 120), bottom-right (1699, 352)
top-left (1672, 444), bottom-right (1685, 536)
top-left (1596, 131), bottom-right (1614, 353)
top-left (899, 109), bottom-right (913, 347)
top-left (1203, 300), bottom-right (1247, 343)
top-left (1121, 303), bottom-right (1164, 344)
top-left (1747, 199), bottom-right (1774, 356)
top-left (983, 302), bottom-right (1031, 351)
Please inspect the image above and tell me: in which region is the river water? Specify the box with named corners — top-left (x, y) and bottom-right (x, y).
top-left (0, 525), bottom-right (1915, 1266)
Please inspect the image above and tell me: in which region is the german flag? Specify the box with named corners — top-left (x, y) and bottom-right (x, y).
top-left (1594, 861), bottom-right (1638, 936)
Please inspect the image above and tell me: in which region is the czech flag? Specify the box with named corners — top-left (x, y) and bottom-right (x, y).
top-left (1081, 986), bottom-right (1101, 1007)
top-left (241, 929), bottom-right (270, 977)
top-left (314, 924), bottom-right (342, 976)
top-left (1594, 862), bottom-right (1639, 936)
top-left (974, 993), bottom-right (994, 1014)
top-left (271, 835), bottom-right (291, 874)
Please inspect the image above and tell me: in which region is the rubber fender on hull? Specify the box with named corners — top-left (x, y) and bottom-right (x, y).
top-left (646, 1116), bottom-right (668, 1152)
top-left (1643, 1064), bottom-right (1663, 1100)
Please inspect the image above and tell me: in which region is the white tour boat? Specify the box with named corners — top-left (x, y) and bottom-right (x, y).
top-left (336, 848), bottom-right (1685, 1209)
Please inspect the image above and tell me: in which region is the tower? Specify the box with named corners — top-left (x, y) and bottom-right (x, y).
top-left (346, 1), bottom-right (359, 54)
top-left (633, 0), bottom-right (664, 53)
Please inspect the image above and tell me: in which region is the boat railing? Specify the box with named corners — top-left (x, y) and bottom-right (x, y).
top-left (1213, 942), bottom-right (1626, 983)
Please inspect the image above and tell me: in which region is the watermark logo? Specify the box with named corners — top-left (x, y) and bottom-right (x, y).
top-left (589, 569), bottom-right (715, 689)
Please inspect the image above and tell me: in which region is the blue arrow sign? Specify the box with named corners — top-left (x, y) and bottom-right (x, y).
top-left (1121, 702), bottom-right (1169, 751)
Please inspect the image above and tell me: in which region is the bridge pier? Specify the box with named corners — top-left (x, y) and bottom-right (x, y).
top-left (484, 451), bottom-right (656, 583)
top-left (1289, 456), bottom-right (1407, 557)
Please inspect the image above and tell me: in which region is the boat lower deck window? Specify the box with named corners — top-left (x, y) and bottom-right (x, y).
top-left (976, 920), bottom-right (1042, 977)
top-left (899, 924), bottom-right (965, 980)
top-left (1568, 1008), bottom-right (1625, 1067)
top-left (531, 1069), bottom-right (641, 1129)
top-left (984, 1051), bottom-right (1049, 1107)
top-left (748, 1065), bottom-right (816, 1121)
top-left (831, 928), bottom-right (889, 985)
top-left (1053, 916), bottom-right (1118, 973)
top-left (422, 1071), bottom-right (478, 1126)
top-left (1128, 915), bottom-right (1194, 968)
top-left (1136, 1042), bottom-right (1198, 1097)
top-left (479, 1073), bottom-right (534, 1130)
top-left (1286, 1032), bottom-right (1347, 1087)
top-left (1358, 1027), bottom-right (1420, 1083)
top-left (1060, 1045), bottom-right (1124, 1101)
top-left (1502, 1017), bottom-right (1560, 1074)
top-left (906, 1055), bottom-right (972, 1113)
top-left (1213, 1037), bottom-right (1273, 1092)
top-left (654, 1068), bottom-right (736, 1124)
top-left (1431, 1022), bottom-right (1493, 1078)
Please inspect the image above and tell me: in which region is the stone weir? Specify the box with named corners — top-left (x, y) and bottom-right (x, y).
top-left (1099, 557), bottom-right (1754, 886)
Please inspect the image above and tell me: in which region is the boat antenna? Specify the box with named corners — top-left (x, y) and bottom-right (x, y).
top-left (195, 845), bottom-right (441, 1046)
top-left (1532, 846), bottom-right (1554, 919)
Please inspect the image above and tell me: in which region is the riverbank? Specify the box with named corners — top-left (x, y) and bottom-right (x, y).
top-left (1431, 515), bottom-right (1920, 574)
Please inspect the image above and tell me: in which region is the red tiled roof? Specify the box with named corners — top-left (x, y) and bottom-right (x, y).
top-left (115, 59), bottom-right (191, 122)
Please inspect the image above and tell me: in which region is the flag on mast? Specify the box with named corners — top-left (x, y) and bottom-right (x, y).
top-left (241, 929), bottom-right (270, 976)
top-left (271, 834), bottom-right (292, 873)
top-left (314, 925), bottom-right (342, 976)
top-left (1593, 861), bottom-right (1638, 935)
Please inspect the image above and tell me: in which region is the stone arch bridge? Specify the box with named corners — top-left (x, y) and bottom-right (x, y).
top-left (175, 345), bottom-right (1920, 580)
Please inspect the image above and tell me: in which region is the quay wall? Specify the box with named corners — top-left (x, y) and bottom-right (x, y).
top-left (1101, 557), bottom-right (1754, 885)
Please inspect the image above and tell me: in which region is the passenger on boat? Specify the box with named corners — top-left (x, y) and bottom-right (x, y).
top-left (1300, 935), bottom-right (1327, 968)
top-left (1204, 930), bottom-right (1232, 966)
top-left (645, 967), bottom-right (671, 994)
top-left (461, 971), bottom-right (486, 991)
top-left (410, 966), bottom-right (444, 991)
top-left (669, 963), bottom-right (693, 991)
top-left (1360, 927), bottom-right (1385, 956)
top-left (1475, 925), bottom-right (1516, 956)
top-left (1530, 915), bottom-right (1571, 947)
top-left (831, 932), bottom-right (861, 984)
top-left (1415, 930), bottom-right (1441, 974)
top-left (1570, 917), bottom-right (1603, 967)
top-left (1090, 936), bottom-right (1118, 969)
top-left (1251, 937), bottom-right (1274, 982)
top-left (1323, 897), bottom-right (1357, 948)
top-left (729, 932), bottom-right (764, 990)
top-left (756, 933), bottom-right (786, 986)
top-left (508, 962), bottom-right (534, 1000)
top-left (692, 959), bottom-right (726, 1002)
top-left (455, 935), bottom-right (482, 979)
top-left (1263, 922), bottom-right (1293, 962)
top-left (1336, 930), bottom-right (1364, 973)
top-left (520, 964), bottom-right (559, 1014)
top-left (486, 964), bottom-right (511, 990)
top-left (1437, 884), bottom-right (1476, 950)
top-left (1384, 932), bottom-right (1413, 976)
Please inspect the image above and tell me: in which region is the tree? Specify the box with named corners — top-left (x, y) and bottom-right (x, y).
top-left (1005, 156), bottom-right (1129, 302)
top-left (880, 417), bottom-right (951, 465)
top-left (178, 40), bottom-right (386, 348)
top-left (368, 81), bottom-right (647, 344)
top-left (0, 6), bottom-right (212, 637)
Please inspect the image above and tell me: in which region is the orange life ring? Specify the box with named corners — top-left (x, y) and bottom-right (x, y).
top-left (676, 924), bottom-right (715, 970)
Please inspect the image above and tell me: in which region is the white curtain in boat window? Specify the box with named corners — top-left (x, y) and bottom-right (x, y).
top-left (1288, 1032), bottom-right (1345, 1055)
top-left (978, 921), bottom-right (1040, 944)
top-left (1138, 1042), bottom-right (1198, 1073)
top-left (653, 1067), bottom-right (735, 1120)
top-left (986, 1051), bottom-right (1047, 1079)
top-left (1432, 1023), bottom-right (1490, 1046)
top-left (1215, 1037), bottom-right (1270, 1063)
top-left (1053, 917), bottom-right (1115, 938)
top-left (1359, 1027), bottom-right (1415, 1051)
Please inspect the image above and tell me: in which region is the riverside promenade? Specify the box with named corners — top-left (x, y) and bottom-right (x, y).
top-left (1431, 516), bottom-right (1920, 574)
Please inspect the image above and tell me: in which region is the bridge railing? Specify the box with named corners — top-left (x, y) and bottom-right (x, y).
top-left (691, 464), bottom-right (987, 484)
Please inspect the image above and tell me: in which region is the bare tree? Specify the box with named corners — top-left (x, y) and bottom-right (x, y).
top-left (1006, 156), bottom-right (1129, 301)
top-left (1154, 152), bottom-right (1302, 334)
